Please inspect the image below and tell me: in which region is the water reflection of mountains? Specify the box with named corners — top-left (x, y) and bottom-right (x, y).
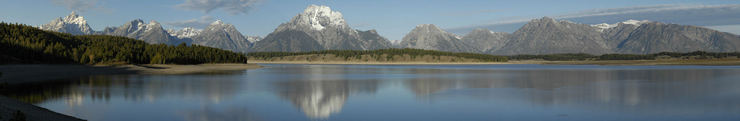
top-left (6, 66), bottom-right (740, 119)
top-left (275, 79), bottom-right (379, 119)
top-left (406, 69), bottom-right (740, 113)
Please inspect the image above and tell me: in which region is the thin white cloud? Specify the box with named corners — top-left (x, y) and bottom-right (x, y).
top-left (50, 0), bottom-right (107, 12)
top-left (166, 15), bottom-right (216, 29)
top-left (177, 0), bottom-right (262, 15)
top-left (707, 24), bottom-right (740, 35)
top-left (555, 4), bottom-right (740, 19)
top-left (440, 9), bottom-right (500, 17)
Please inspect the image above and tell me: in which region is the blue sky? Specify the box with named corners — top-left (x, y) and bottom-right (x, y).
top-left (2, 0), bottom-right (740, 40)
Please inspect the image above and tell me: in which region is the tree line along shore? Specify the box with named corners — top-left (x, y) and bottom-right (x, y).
top-left (249, 49), bottom-right (740, 65)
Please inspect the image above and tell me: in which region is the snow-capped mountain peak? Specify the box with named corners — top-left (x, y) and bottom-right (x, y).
top-left (591, 19), bottom-right (651, 32)
top-left (38, 11), bottom-right (93, 35)
top-left (205, 20), bottom-right (238, 32)
top-left (414, 24), bottom-right (446, 33)
top-left (63, 11), bottom-right (88, 25)
top-left (291, 5), bottom-right (347, 30)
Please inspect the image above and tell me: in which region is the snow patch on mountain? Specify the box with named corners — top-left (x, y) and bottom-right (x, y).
top-left (168, 27), bottom-right (202, 39)
top-left (247, 36), bottom-right (262, 43)
top-left (621, 20), bottom-right (650, 26)
top-left (389, 40), bottom-right (401, 45)
top-left (145, 20), bottom-right (160, 32)
top-left (591, 19), bottom-right (650, 32)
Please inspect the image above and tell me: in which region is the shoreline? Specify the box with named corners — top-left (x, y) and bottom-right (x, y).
top-left (249, 61), bottom-right (512, 65)
top-left (0, 64), bottom-right (261, 85)
top-left (249, 59), bottom-right (740, 66)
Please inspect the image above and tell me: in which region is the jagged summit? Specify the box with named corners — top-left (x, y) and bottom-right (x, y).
top-left (191, 20), bottom-right (250, 53)
top-left (38, 11), bottom-right (93, 35)
top-left (288, 5), bottom-right (348, 30)
top-left (211, 20), bottom-right (225, 25)
top-left (413, 24), bottom-right (446, 33)
top-left (62, 12), bottom-right (87, 25)
top-left (205, 20), bottom-right (239, 31)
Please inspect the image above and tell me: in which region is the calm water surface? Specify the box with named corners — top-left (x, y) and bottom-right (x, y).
top-left (10, 64), bottom-right (740, 121)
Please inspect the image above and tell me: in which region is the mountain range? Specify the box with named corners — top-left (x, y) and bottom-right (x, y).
top-left (402, 17), bottom-right (740, 55)
top-left (38, 12), bottom-right (256, 53)
top-left (37, 5), bottom-right (740, 55)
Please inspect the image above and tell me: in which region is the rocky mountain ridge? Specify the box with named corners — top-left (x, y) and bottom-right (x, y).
top-left (399, 24), bottom-right (479, 53)
top-left (250, 5), bottom-right (392, 52)
top-left (38, 12), bottom-right (256, 53)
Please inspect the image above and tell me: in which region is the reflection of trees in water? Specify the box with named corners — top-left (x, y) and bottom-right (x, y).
top-left (180, 107), bottom-right (262, 121)
top-left (275, 79), bottom-right (379, 119)
top-left (403, 69), bottom-right (740, 113)
top-left (4, 74), bottom-right (244, 105)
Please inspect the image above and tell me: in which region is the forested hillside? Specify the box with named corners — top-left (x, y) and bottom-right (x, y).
top-left (0, 23), bottom-right (247, 64)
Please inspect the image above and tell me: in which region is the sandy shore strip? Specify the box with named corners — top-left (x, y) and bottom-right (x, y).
top-left (0, 64), bottom-right (261, 85)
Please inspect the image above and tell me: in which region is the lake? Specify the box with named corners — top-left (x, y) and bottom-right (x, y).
top-left (9, 64), bottom-right (740, 121)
